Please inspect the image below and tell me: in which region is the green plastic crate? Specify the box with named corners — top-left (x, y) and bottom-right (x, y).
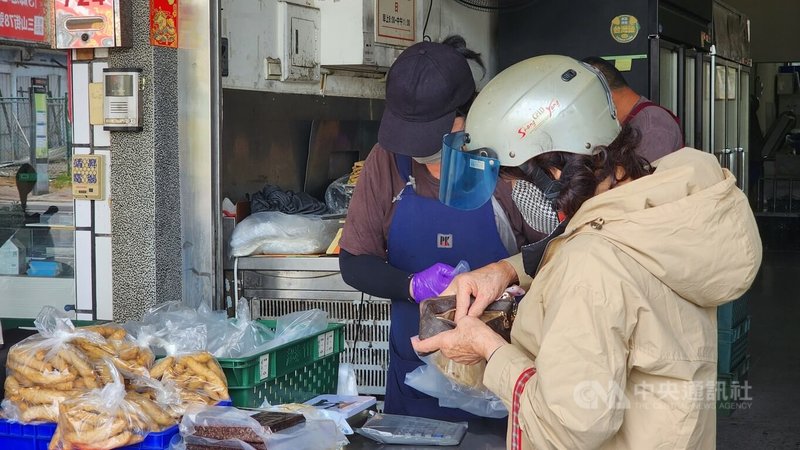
top-left (718, 316), bottom-right (750, 373)
top-left (718, 356), bottom-right (751, 417)
top-left (717, 294), bottom-right (749, 330)
top-left (217, 320), bottom-right (345, 408)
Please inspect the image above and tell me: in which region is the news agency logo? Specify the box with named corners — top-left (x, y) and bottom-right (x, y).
top-left (572, 380), bottom-right (754, 410)
top-left (437, 234), bottom-right (453, 249)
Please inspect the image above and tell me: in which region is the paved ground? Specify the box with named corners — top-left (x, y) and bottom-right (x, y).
top-left (716, 250), bottom-right (800, 449)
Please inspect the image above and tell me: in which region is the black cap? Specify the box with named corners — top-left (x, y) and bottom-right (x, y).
top-left (378, 41), bottom-right (476, 158)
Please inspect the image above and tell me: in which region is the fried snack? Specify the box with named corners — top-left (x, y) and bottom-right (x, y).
top-left (149, 356), bottom-right (174, 380)
top-left (162, 352), bottom-right (229, 405)
top-left (155, 352), bottom-right (229, 405)
top-left (57, 396), bottom-right (148, 449)
top-left (126, 393), bottom-right (176, 429)
top-left (21, 404), bottom-right (59, 422)
top-left (83, 325), bottom-right (128, 341)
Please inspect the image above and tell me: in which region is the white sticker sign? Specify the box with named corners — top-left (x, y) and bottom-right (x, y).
top-left (259, 353), bottom-right (270, 381)
top-left (318, 331), bottom-right (335, 358)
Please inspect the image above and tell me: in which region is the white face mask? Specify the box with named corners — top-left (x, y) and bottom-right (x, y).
top-left (412, 150), bottom-right (442, 165)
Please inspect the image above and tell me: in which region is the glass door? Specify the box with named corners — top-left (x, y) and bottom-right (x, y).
top-left (713, 58), bottom-right (728, 167)
top-left (659, 45), bottom-right (679, 113)
top-left (702, 56), bottom-right (712, 152)
top-left (739, 68), bottom-right (751, 194)
top-left (0, 49), bottom-right (75, 319)
top-left (725, 64), bottom-right (739, 177)
top-left (684, 51), bottom-right (698, 148)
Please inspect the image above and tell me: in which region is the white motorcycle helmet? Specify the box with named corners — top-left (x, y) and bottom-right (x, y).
top-left (439, 55), bottom-right (621, 210)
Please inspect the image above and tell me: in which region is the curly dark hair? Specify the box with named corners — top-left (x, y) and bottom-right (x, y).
top-left (503, 124), bottom-right (651, 218)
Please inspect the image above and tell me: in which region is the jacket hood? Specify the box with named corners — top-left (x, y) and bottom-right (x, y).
top-left (562, 148), bottom-right (762, 307)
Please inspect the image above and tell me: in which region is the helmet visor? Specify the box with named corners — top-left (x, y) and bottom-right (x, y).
top-left (439, 131), bottom-right (500, 210)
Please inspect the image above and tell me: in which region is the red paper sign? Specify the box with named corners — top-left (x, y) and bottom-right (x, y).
top-left (0, 0), bottom-right (47, 44)
top-left (150, 0), bottom-right (178, 48)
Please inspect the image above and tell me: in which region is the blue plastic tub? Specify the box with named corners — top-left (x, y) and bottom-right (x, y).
top-left (0, 400), bottom-right (232, 450)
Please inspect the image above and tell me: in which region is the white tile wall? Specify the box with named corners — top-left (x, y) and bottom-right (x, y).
top-left (94, 149), bottom-right (112, 234)
top-left (71, 63), bottom-right (91, 145)
top-left (75, 230), bottom-right (93, 311)
top-left (95, 236), bottom-right (113, 320)
top-left (72, 55), bottom-right (115, 319)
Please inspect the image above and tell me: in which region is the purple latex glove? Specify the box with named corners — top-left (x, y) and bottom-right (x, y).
top-left (411, 263), bottom-right (459, 303)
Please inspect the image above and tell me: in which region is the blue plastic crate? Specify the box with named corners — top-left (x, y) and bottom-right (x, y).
top-left (0, 401), bottom-right (232, 450)
top-left (718, 294), bottom-right (749, 330)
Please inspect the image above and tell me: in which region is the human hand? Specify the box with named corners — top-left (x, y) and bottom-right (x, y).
top-left (441, 260), bottom-right (519, 322)
top-left (411, 316), bottom-right (507, 365)
top-left (411, 262), bottom-right (458, 303)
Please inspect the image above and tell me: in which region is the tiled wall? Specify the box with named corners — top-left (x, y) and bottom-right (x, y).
top-left (70, 48), bottom-right (113, 321)
top-left (70, 0), bottom-right (182, 322)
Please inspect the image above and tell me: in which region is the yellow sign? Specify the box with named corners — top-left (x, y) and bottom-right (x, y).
top-left (610, 15), bottom-right (640, 44)
top-left (71, 154), bottom-right (106, 201)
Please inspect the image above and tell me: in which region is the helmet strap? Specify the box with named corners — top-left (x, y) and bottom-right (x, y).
top-left (522, 164), bottom-right (562, 212)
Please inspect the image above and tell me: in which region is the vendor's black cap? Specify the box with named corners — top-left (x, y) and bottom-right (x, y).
top-left (378, 41), bottom-right (476, 158)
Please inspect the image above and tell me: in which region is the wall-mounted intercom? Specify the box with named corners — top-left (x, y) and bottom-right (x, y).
top-left (103, 68), bottom-right (143, 131)
top-left (54, 0), bottom-right (131, 49)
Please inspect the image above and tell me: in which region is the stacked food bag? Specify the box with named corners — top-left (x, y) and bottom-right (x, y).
top-left (1, 306), bottom-right (230, 450)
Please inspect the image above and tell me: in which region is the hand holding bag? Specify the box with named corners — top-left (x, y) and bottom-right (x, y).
top-left (415, 293), bottom-right (518, 391)
top-left (419, 293), bottom-right (517, 342)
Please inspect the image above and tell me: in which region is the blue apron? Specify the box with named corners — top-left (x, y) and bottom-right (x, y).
top-left (384, 154), bottom-right (510, 421)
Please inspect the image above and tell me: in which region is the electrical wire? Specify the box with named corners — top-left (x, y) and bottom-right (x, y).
top-left (422, 0), bottom-right (434, 42)
top-left (350, 296), bottom-right (367, 365)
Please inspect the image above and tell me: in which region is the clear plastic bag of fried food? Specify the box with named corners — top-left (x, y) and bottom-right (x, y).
top-left (1, 307), bottom-right (107, 423)
top-left (51, 360), bottom-right (152, 450)
top-left (127, 374), bottom-right (185, 428)
top-left (134, 321), bottom-right (229, 407)
top-left (80, 324), bottom-right (155, 378)
top-left (151, 351), bottom-right (230, 406)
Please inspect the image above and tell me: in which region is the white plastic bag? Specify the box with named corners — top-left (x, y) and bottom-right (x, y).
top-left (229, 211), bottom-right (340, 256)
top-left (336, 363), bottom-right (358, 396)
top-left (405, 352), bottom-right (508, 419)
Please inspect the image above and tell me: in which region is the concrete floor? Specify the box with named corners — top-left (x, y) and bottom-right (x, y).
top-left (716, 250), bottom-right (800, 449)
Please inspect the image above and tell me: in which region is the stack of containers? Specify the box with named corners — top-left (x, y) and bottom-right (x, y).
top-left (717, 293), bottom-right (751, 416)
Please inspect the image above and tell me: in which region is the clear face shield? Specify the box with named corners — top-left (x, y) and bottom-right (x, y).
top-left (438, 131), bottom-right (501, 210)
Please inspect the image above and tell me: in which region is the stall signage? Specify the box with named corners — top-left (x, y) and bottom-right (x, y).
top-left (375, 0), bottom-right (415, 47)
top-left (150, 0), bottom-right (178, 48)
top-left (610, 14), bottom-right (640, 44)
top-left (0, 0), bottom-right (46, 44)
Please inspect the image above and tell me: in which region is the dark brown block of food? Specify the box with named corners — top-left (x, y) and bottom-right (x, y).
top-left (250, 411), bottom-right (306, 432)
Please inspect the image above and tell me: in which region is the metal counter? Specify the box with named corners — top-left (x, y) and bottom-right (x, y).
top-left (344, 414), bottom-right (508, 449)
